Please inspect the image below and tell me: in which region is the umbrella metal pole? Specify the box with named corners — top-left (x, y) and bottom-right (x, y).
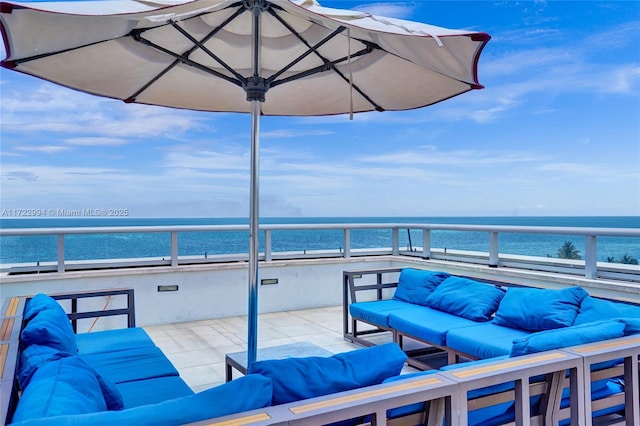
top-left (247, 99), bottom-right (260, 369)
top-left (246, 0), bottom-right (267, 370)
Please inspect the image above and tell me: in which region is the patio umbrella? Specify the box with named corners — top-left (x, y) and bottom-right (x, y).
top-left (0, 0), bottom-right (490, 368)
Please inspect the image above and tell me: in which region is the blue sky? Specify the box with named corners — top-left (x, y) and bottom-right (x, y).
top-left (1, 1), bottom-right (639, 218)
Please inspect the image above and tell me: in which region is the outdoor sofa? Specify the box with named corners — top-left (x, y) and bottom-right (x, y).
top-left (345, 267), bottom-right (640, 424)
top-left (2, 273), bottom-right (639, 426)
top-left (1, 291), bottom-right (410, 426)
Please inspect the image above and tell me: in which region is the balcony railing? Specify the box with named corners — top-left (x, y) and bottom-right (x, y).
top-left (1, 223), bottom-right (639, 281)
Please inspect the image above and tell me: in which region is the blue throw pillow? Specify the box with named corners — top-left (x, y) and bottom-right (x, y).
top-left (574, 296), bottom-right (640, 325)
top-left (392, 269), bottom-right (450, 306)
top-left (11, 356), bottom-right (108, 422)
top-left (8, 375), bottom-right (273, 426)
top-left (23, 294), bottom-right (63, 323)
top-left (510, 319), bottom-right (626, 357)
top-left (21, 303), bottom-right (78, 353)
top-left (248, 343), bottom-right (407, 405)
top-left (493, 286), bottom-right (589, 331)
top-left (95, 371), bottom-right (125, 410)
top-left (18, 344), bottom-right (73, 389)
top-left (618, 317), bottom-right (640, 335)
top-left (425, 276), bottom-right (505, 321)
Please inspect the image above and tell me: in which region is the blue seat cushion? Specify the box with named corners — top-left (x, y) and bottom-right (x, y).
top-left (389, 307), bottom-right (478, 346)
top-left (117, 376), bottom-right (194, 408)
top-left (80, 345), bottom-right (178, 383)
top-left (510, 319), bottom-right (626, 357)
top-left (493, 286), bottom-right (588, 331)
top-left (446, 323), bottom-right (531, 359)
top-left (392, 269), bottom-right (450, 306)
top-left (9, 375), bottom-right (273, 426)
top-left (248, 342), bottom-right (407, 405)
top-left (11, 356), bottom-right (108, 423)
top-left (349, 299), bottom-right (414, 328)
top-left (574, 296), bottom-right (640, 325)
top-left (76, 328), bottom-right (155, 355)
top-left (425, 276), bottom-right (505, 322)
top-left (21, 297), bottom-right (78, 354)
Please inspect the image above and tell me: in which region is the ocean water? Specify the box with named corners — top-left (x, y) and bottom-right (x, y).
top-left (0, 216), bottom-right (638, 265)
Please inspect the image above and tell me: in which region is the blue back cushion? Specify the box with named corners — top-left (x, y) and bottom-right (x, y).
top-left (9, 375), bottom-right (272, 426)
top-left (95, 371), bottom-right (125, 410)
top-left (11, 356), bottom-right (108, 422)
top-left (21, 294), bottom-right (77, 353)
top-left (510, 319), bottom-right (626, 357)
top-left (493, 286), bottom-right (588, 331)
top-left (23, 294), bottom-right (63, 322)
top-left (21, 308), bottom-right (78, 354)
top-left (18, 344), bottom-right (73, 389)
top-left (574, 296), bottom-right (640, 325)
top-left (248, 343), bottom-right (407, 405)
top-left (620, 317), bottom-right (640, 335)
top-left (392, 269), bottom-right (450, 306)
top-left (425, 276), bottom-right (505, 321)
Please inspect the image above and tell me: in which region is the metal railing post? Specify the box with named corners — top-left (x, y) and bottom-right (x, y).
top-left (422, 229), bottom-right (431, 259)
top-left (489, 231), bottom-right (499, 267)
top-left (343, 229), bottom-right (351, 258)
top-left (57, 234), bottom-right (65, 273)
top-left (264, 229), bottom-right (272, 262)
top-left (170, 231), bottom-right (178, 267)
top-left (584, 235), bottom-right (597, 279)
top-left (392, 228), bottom-right (399, 255)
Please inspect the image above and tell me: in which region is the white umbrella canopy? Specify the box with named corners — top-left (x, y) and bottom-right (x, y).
top-left (0, 0), bottom-right (490, 367)
top-left (0, 0), bottom-right (489, 115)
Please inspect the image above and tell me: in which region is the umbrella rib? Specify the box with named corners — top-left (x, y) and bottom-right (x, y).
top-left (3, 39), bottom-right (116, 68)
top-left (125, 5), bottom-right (248, 102)
top-left (168, 16), bottom-right (247, 83)
top-left (125, 59), bottom-right (181, 103)
top-left (132, 33), bottom-right (243, 87)
top-left (264, 23), bottom-right (346, 84)
top-left (270, 47), bottom-right (368, 86)
top-left (266, 8), bottom-right (383, 111)
top-left (270, 47), bottom-right (384, 112)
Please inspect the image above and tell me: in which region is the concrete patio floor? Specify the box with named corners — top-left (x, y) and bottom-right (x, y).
top-left (144, 305), bottom-right (416, 392)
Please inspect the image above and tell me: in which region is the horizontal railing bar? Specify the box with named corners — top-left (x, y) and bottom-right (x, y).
top-left (1, 223), bottom-right (639, 238)
top-left (1, 223), bottom-right (638, 281)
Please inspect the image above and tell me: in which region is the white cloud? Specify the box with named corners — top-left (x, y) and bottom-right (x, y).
top-left (1, 83), bottom-right (210, 139)
top-left (353, 3), bottom-right (416, 19)
top-left (163, 149), bottom-right (248, 171)
top-left (261, 129), bottom-right (335, 138)
top-left (15, 145), bottom-right (71, 154)
top-left (358, 146), bottom-right (545, 167)
top-left (64, 137), bottom-right (131, 147)
top-left (602, 65), bottom-right (640, 94)
top-left (537, 162), bottom-right (637, 182)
